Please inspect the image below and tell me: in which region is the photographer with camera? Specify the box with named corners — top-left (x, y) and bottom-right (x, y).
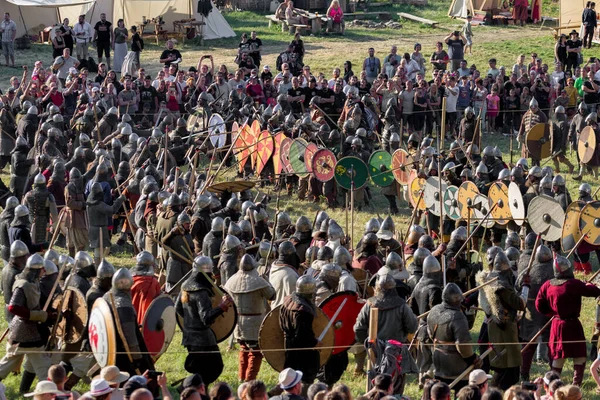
top-left (362, 48), bottom-right (381, 84)
top-left (444, 30), bottom-right (466, 72)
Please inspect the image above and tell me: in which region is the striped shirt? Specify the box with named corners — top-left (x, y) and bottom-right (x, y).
top-left (0, 20), bottom-right (16, 42)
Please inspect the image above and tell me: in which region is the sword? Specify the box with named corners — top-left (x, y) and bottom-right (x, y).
top-left (317, 298), bottom-right (347, 342)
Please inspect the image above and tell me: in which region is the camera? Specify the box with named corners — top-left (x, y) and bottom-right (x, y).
top-left (147, 370), bottom-right (163, 379)
top-left (521, 382), bottom-right (537, 391)
top-left (453, 30), bottom-right (460, 36)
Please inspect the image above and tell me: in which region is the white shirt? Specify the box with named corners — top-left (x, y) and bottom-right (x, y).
top-left (73, 21), bottom-right (93, 42)
top-left (445, 85), bottom-right (459, 112)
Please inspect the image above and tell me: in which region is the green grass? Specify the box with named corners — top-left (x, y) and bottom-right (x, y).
top-left (3, 0), bottom-right (600, 397)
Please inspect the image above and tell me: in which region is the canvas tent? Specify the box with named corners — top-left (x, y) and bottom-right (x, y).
top-left (558, 0), bottom-right (584, 34)
top-left (3, 0), bottom-right (235, 40)
top-left (448, 0), bottom-right (502, 19)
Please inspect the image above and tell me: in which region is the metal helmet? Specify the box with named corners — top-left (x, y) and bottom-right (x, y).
top-left (536, 245), bottom-right (553, 263)
top-left (222, 235), bottom-right (242, 252)
top-left (296, 216), bottom-right (312, 233)
top-left (529, 97), bottom-right (539, 110)
top-left (226, 197), bottom-right (241, 212)
top-left (27, 106), bottom-right (38, 115)
top-left (482, 146), bottom-right (495, 158)
top-left (423, 254), bottom-right (441, 275)
top-left (555, 105), bottom-right (565, 115)
top-left (385, 251), bottom-right (404, 271)
top-left (465, 106), bottom-right (475, 117)
top-left (406, 224), bottom-right (425, 246)
top-left (196, 194), bottom-right (211, 210)
top-left (580, 183), bottom-right (592, 196)
top-left (53, 114), bottom-right (63, 124)
top-left (241, 200), bottom-right (255, 217)
top-left (529, 166), bottom-right (542, 179)
top-left (498, 168), bottom-right (510, 181)
top-left (227, 222), bottom-right (242, 238)
top-left (211, 217), bottom-right (224, 232)
top-left (442, 282), bottom-right (463, 306)
top-left (296, 275), bottom-right (317, 295)
top-left (136, 251), bottom-right (155, 268)
top-left (239, 254), bottom-right (257, 272)
top-left (553, 255), bottom-right (573, 279)
top-left (26, 253), bottom-right (45, 270)
top-left (579, 101), bottom-right (588, 113)
top-left (505, 247), bottom-right (520, 266)
top-left (15, 135), bottom-right (27, 148)
top-left (305, 246), bottom-right (318, 263)
top-left (107, 106), bottom-right (118, 115)
top-left (112, 268), bottom-right (134, 290)
top-left (321, 263), bottom-right (342, 279)
top-left (33, 173), bottom-right (47, 186)
top-left (495, 147), bottom-right (503, 158)
top-left (278, 240), bottom-right (296, 256)
top-left (413, 248), bottom-right (431, 268)
top-left (14, 205), bottom-right (29, 219)
top-left (97, 259), bottom-right (116, 279)
top-left (59, 255), bottom-right (75, 272)
top-left (4, 196), bottom-right (18, 211)
top-left (315, 211), bottom-right (329, 230)
top-left (356, 128), bottom-right (367, 138)
top-left (362, 232), bottom-right (378, 247)
top-left (460, 168), bottom-right (473, 179)
top-left (418, 235), bottom-right (435, 251)
top-left (167, 194), bottom-right (182, 208)
top-left (493, 251), bottom-right (511, 272)
top-left (377, 216), bottom-right (395, 240)
top-left (74, 251), bottom-right (94, 269)
top-left (476, 163), bottom-right (488, 175)
top-left (375, 274), bottom-right (396, 291)
top-left (552, 174), bottom-right (565, 188)
top-left (43, 259), bottom-right (58, 275)
top-left (177, 213), bottom-right (191, 227)
top-left (259, 241), bottom-right (277, 259)
top-left (253, 207), bottom-right (268, 222)
top-left (317, 246), bottom-right (334, 262)
top-left (351, 138), bottom-right (362, 147)
top-left (327, 221), bottom-right (344, 241)
top-left (442, 161), bottom-right (456, 173)
top-left (540, 175), bottom-right (552, 190)
top-left (365, 218), bottom-right (381, 234)
top-left (44, 249), bottom-right (60, 267)
top-left (333, 246), bottom-right (352, 268)
top-left (505, 232), bottom-right (520, 249)
top-left (541, 166), bottom-right (554, 179)
top-left (10, 240), bottom-right (29, 258)
top-left (524, 233), bottom-right (537, 250)
top-left (450, 226), bottom-right (467, 242)
top-left (193, 256), bottom-right (213, 273)
top-left (510, 167), bottom-right (524, 179)
top-left (586, 112), bottom-right (598, 124)
top-left (467, 143), bottom-right (480, 155)
top-left (486, 246), bottom-right (502, 266)
top-left (277, 212), bottom-right (292, 227)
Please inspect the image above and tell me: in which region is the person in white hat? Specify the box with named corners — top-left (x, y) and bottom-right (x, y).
top-left (278, 368), bottom-right (304, 396)
top-left (24, 381), bottom-right (61, 400)
top-left (468, 369), bottom-right (492, 394)
top-left (85, 378), bottom-right (114, 400)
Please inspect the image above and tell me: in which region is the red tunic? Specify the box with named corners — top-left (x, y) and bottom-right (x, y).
top-left (131, 275), bottom-right (161, 325)
top-left (352, 255), bottom-right (383, 276)
top-left (535, 279), bottom-right (600, 360)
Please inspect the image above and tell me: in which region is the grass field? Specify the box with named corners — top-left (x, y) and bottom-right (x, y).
top-left (2, 0), bottom-right (600, 397)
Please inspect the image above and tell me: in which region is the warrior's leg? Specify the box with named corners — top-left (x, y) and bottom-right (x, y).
top-left (573, 357), bottom-right (587, 386)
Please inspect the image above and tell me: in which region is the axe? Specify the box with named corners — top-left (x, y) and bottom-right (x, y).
top-left (448, 346), bottom-right (506, 389)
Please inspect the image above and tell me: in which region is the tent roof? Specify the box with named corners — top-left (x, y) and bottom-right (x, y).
top-left (6, 0), bottom-right (93, 6)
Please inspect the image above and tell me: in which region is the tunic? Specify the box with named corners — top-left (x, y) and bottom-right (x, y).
top-left (131, 275), bottom-right (161, 325)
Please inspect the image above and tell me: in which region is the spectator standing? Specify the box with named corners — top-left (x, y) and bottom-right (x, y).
top-left (555, 34), bottom-right (568, 68)
top-left (583, 2), bottom-right (597, 49)
top-left (130, 26), bottom-right (143, 71)
top-left (113, 19), bottom-right (128, 73)
top-left (247, 31), bottom-right (262, 67)
top-left (486, 86), bottom-right (500, 134)
top-left (444, 30), bottom-right (466, 72)
top-left (362, 47), bottom-right (381, 84)
top-left (0, 13), bottom-right (16, 67)
top-left (93, 13), bottom-right (113, 69)
top-left (53, 48), bottom-right (79, 88)
top-left (513, 0), bottom-right (528, 26)
top-left (431, 42), bottom-right (449, 72)
top-left (51, 26), bottom-right (66, 58)
top-left (160, 39), bottom-right (183, 67)
top-left (566, 30), bottom-right (582, 74)
top-left (463, 15), bottom-right (474, 55)
top-left (383, 46), bottom-right (401, 78)
top-left (60, 18), bottom-right (74, 55)
top-left (73, 14), bottom-right (93, 62)
top-left (445, 76), bottom-right (459, 138)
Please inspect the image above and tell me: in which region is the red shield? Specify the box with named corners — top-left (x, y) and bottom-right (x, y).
top-left (391, 149), bottom-right (414, 185)
top-left (318, 291), bottom-right (365, 355)
top-left (304, 143), bottom-right (319, 173)
top-left (233, 122), bottom-right (250, 173)
top-left (272, 132), bottom-right (287, 175)
top-left (142, 294), bottom-right (177, 361)
top-left (256, 130), bottom-right (274, 175)
top-left (280, 137), bottom-right (293, 174)
top-left (312, 148), bottom-right (337, 182)
top-left (250, 120), bottom-right (261, 170)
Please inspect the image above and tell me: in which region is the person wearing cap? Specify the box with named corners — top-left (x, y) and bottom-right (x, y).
top-left (468, 369), bottom-right (491, 394)
top-left (566, 30), bottom-right (582, 74)
top-left (261, 65), bottom-right (273, 82)
top-left (275, 368), bottom-right (304, 400)
top-left (178, 374), bottom-right (207, 399)
top-left (24, 381), bottom-right (62, 400)
top-left (84, 379), bottom-right (114, 400)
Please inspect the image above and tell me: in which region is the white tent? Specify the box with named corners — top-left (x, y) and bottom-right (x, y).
top-left (448, 0), bottom-right (502, 19)
top-left (2, 0), bottom-right (235, 40)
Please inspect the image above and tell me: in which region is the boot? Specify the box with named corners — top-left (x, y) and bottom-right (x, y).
top-left (573, 364), bottom-right (586, 386)
top-left (19, 371), bottom-right (36, 394)
top-left (64, 374), bottom-right (81, 391)
top-left (551, 366), bottom-right (563, 377)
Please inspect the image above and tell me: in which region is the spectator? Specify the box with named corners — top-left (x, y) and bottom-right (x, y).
top-left (113, 19), bottom-right (128, 72)
top-left (445, 76), bottom-right (459, 137)
top-left (363, 47), bottom-right (381, 83)
top-left (456, 385), bottom-right (481, 400)
top-left (0, 13), bottom-right (17, 67)
top-left (486, 86), bottom-right (500, 134)
top-left (242, 380), bottom-right (267, 400)
top-left (99, 365), bottom-right (130, 400)
top-left (444, 30), bottom-right (466, 72)
top-left (247, 31), bottom-right (262, 67)
top-left (178, 374), bottom-right (207, 400)
top-left (463, 15), bottom-right (474, 55)
top-left (73, 14), bottom-right (93, 62)
top-left (364, 374), bottom-right (392, 400)
top-left (513, 0), bottom-right (528, 26)
top-left (290, 33), bottom-right (305, 64)
top-left (411, 43), bottom-right (426, 75)
top-left (130, 26), bottom-right (144, 71)
top-left (481, 388), bottom-right (502, 400)
top-left (326, 0), bottom-right (345, 34)
top-left (209, 382), bottom-right (232, 400)
top-left (270, 368), bottom-right (305, 400)
top-left (182, 388), bottom-right (202, 400)
top-left (85, 379), bottom-right (114, 400)
top-left (130, 388), bottom-right (154, 400)
top-left (93, 13), bottom-right (113, 69)
top-left (431, 42), bottom-right (449, 72)
top-left (24, 381), bottom-right (61, 400)
top-left (551, 385), bottom-right (580, 400)
top-left (53, 48), bottom-right (80, 88)
top-left (583, 2), bottom-right (597, 49)
top-left (430, 382), bottom-right (451, 400)
top-left (566, 30), bottom-right (582, 74)
top-left (51, 26), bottom-right (66, 59)
top-left (160, 40), bottom-right (183, 67)
top-left (60, 18), bottom-right (74, 54)
top-left (468, 369), bottom-right (492, 395)
top-left (307, 383), bottom-right (328, 400)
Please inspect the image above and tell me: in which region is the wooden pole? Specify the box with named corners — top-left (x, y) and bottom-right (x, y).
top-left (566, 230), bottom-right (590, 259)
top-left (404, 190), bottom-right (424, 240)
top-left (521, 316), bottom-right (554, 354)
top-left (449, 346), bottom-right (495, 389)
top-left (99, 227), bottom-right (104, 261)
top-left (47, 209), bottom-right (66, 250)
top-left (109, 292), bottom-right (141, 374)
top-left (350, 182), bottom-right (355, 251)
top-left (440, 97), bottom-right (447, 150)
top-left (163, 133), bottom-right (169, 188)
top-left (366, 307), bottom-right (379, 392)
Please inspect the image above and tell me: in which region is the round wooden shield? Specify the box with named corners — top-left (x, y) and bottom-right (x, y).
top-left (312, 148), bottom-right (337, 182)
top-left (304, 143), bottom-right (319, 174)
top-left (391, 149), bottom-right (414, 185)
top-left (423, 176), bottom-right (447, 217)
top-left (528, 195), bottom-right (565, 241)
top-left (579, 200), bottom-right (600, 245)
top-left (443, 185), bottom-right (461, 221)
top-left (525, 123), bottom-right (551, 160)
top-left (408, 175), bottom-right (426, 211)
top-left (289, 138), bottom-right (310, 178)
top-left (318, 291), bottom-right (365, 355)
top-left (488, 182), bottom-right (511, 225)
top-left (457, 181), bottom-right (480, 220)
top-left (578, 126), bottom-right (597, 164)
top-left (508, 182), bottom-right (526, 226)
top-left (334, 157), bottom-right (369, 190)
top-left (234, 125), bottom-right (250, 174)
top-left (52, 288), bottom-right (88, 344)
top-left (368, 150), bottom-right (394, 187)
top-left (211, 287), bottom-right (238, 343)
top-left (250, 120), bottom-right (262, 170)
top-left (352, 267), bottom-right (374, 298)
top-left (207, 180), bottom-right (256, 195)
top-left (88, 298), bottom-right (117, 368)
top-left (472, 194), bottom-right (494, 228)
top-left (259, 305), bottom-right (334, 372)
top-left (208, 113), bottom-right (227, 149)
top-left (256, 130), bottom-right (274, 176)
top-left (562, 201), bottom-right (585, 253)
top-left (280, 137), bottom-right (293, 174)
top-left (272, 132), bottom-right (287, 176)
top-left (186, 107), bottom-right (206, 133)
top-left (141, 294), bottom-right (177, 361)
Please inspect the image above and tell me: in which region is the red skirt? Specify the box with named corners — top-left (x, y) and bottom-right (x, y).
top-left (549, 318), bottom-right (587, 360)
